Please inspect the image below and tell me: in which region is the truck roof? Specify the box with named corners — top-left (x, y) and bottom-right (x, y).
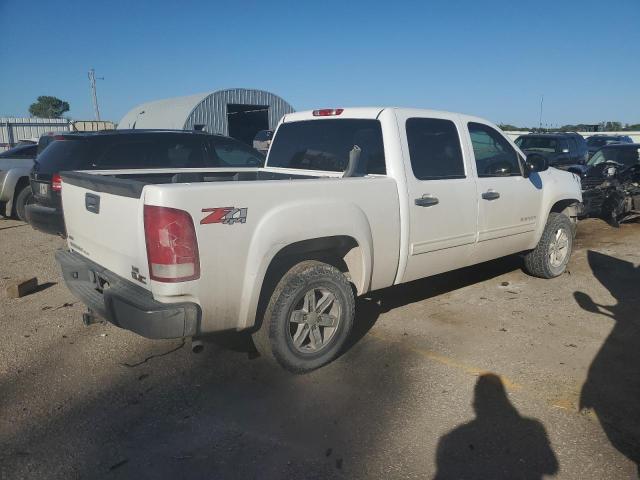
top-left (283, 107), bottom-right (491, 125)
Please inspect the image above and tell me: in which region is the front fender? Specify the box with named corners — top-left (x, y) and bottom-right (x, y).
top-left (530, 168), bottom-right (582, 248)
top-left (237, 199), bottom-right (374, 330)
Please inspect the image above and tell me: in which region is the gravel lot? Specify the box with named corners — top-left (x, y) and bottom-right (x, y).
top-left (1, 217), bottom-right (639, 479)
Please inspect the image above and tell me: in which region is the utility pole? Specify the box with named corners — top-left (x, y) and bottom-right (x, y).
top-left (538, 95), bottom-right (544, 130)
top-left (88, 68), bottom-right (104, 121)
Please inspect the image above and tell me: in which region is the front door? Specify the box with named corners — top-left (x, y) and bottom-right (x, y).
top-left (465, 122), bottom-right (543, 263)
top-left (398, 112), bottom-right (478, 283)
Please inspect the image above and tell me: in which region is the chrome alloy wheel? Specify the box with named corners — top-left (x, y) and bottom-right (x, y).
top-left (548, 227), bottom-right (570, 268)
top-left (288, 287), bottom-right (341, 353)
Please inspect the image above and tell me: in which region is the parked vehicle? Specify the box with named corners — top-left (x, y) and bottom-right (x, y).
top-left (26, 130), bottom-right (265, 236)
top-left (56, 107), bottom-right (582, 372)
top-left (580, 144), bottom-right (640, 226)
top-left (0, 142), bottom-right (39, 220)
top-left (515, 133), bottom-right (589, 169)
top-left (0, 143), bottom-right (38, 159)
top-left (586, 135), bottom-right (633, 157)
top-left (253, 129), bottom-right (274, 155)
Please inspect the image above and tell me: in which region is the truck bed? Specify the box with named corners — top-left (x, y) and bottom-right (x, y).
top-left (60, 168), bottom-right (401, 333)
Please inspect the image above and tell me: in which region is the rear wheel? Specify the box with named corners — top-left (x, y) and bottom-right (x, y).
top-left (252, 260), bottom-right (355, 373)
top-left (14, 184), bottom-right (33, 222)
top-left (524, 212), bottom-right (573, 278)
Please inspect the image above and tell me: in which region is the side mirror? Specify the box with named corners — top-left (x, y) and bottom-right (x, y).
top-left (525, 155), bottom-right (549, 175)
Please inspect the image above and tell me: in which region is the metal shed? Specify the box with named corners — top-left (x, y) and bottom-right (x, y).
top-left (0, 117), bottom-right (70, 151)
top-left (118, 88), bottom-right (295, 145)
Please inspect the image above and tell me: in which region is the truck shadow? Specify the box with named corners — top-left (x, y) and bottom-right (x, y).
top-left (348, 255), bottom-right (523, 349)
top-left (205, 255), bottom-right (523, 359)
top-left (574, 250), bottom-right (640, 474)
top-left (1, 331), bottom-right (419, 479)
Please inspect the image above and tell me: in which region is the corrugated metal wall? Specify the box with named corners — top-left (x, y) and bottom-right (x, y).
top-left (184, 89), bottom-right (294, 135)
top-left (0, 117), bottom-right (70, 151)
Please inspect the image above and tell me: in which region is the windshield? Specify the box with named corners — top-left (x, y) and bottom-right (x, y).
top-left (515, 137), bottom-right (558, 152)
top-left (588, 147), bottom-right (640, 167)
top-left (267, 119), bottom-right (385, 174)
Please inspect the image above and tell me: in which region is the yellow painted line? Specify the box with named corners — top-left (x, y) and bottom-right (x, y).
top-left (367, 331), bottom-right (597, 419)
top-left (368, 332), bottom-right (522, 391)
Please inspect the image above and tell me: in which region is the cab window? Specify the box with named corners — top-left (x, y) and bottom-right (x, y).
top-left (406, 118), bottom-right (465, 180)
top-left (468, 123), bottom-right (522, 177)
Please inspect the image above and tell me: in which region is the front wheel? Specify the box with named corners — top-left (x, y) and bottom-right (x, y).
top-left (252, 260), bottom-right (355, 373)
top-left (524, 212), bottom-right (574, 278)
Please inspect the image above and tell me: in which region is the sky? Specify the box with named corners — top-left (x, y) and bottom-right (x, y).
top-left (1, 0), bottom-right (639, 127)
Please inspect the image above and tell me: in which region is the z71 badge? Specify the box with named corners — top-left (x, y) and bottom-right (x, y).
top-left (201, 207), bottom-right (248, 225)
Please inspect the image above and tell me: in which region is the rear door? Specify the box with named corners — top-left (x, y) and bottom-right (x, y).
top-left (465, 122), bottom-right (542, 262)
top-left (397, 111), bottom-right (478, 282)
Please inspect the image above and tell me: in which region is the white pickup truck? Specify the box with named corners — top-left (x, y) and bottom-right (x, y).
top-left (56, 107), bottom-right (582, 372)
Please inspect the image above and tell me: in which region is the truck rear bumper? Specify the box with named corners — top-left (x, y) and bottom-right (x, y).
top-left (55, 249), bottom-right (201, 339)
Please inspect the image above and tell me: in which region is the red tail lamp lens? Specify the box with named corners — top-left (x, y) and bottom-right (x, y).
top-left (144, 205), bottom-right (200, 282)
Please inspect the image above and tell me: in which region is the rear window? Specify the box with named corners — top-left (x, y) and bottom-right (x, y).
top-left (35, 140), bottom-right (90, 171)
top-left (211, 138), bottom-right (264, 167)
top-left (267, 119), bottom-right (386, 174)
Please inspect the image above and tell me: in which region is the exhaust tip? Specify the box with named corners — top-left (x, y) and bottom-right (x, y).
top-left (191, 339), bottom-right (204, 354)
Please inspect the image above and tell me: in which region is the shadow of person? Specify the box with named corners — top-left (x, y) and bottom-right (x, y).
top-left (576, 250), bottom-right (640, 474)
top-left (433, 374), bottom-right (558, 480)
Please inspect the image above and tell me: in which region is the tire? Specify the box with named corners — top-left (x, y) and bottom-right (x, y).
top-left (252, 260), bottom-right (355, 373)
top-left (14, 185), bottom-right (33, 222)
top-left (524, 212), bottom-right (574, 279)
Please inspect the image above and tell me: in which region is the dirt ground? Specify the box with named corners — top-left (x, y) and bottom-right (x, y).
top-left (1, 217), bottom-right (639, 479)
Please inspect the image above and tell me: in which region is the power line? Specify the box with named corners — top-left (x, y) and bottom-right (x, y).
top-left (538, 94), bottom-right (544, 130)
top-left (88, 69), bottom-right (104, 121)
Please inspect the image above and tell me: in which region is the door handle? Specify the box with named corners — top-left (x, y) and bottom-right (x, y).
top-left (415, 195), bottom-right (439, 207)
top-left (481, 190), bottom-right (500, 201)
top-left (85, 193), bottom-right (101, 214)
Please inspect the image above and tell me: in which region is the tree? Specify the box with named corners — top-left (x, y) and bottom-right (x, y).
top-left (498, 124), bottom-right (525, 131)
top-left (28, 96), bottom-right (70, 118)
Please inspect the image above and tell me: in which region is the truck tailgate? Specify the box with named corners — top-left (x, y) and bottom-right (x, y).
top-left (61, 172), bottom-right (149, 289)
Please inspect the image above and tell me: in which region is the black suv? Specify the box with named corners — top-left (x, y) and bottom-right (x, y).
top-left (26, 130), bottom-right (264, 236)
top-left (515, 133), bottom-right (588, 169)
top-left (586, 135), bottom-right (633, 157)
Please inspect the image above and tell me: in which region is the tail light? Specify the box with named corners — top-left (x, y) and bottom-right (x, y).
top-left (312, 108), bottom-right (344, 116)
top-left (144, 205), bottom-right (200, 282)
top-left (51, 173), bottom-right (62, 192)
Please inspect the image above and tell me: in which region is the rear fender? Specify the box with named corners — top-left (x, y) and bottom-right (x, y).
top-left (237, 200), bottom-right (374, 330)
